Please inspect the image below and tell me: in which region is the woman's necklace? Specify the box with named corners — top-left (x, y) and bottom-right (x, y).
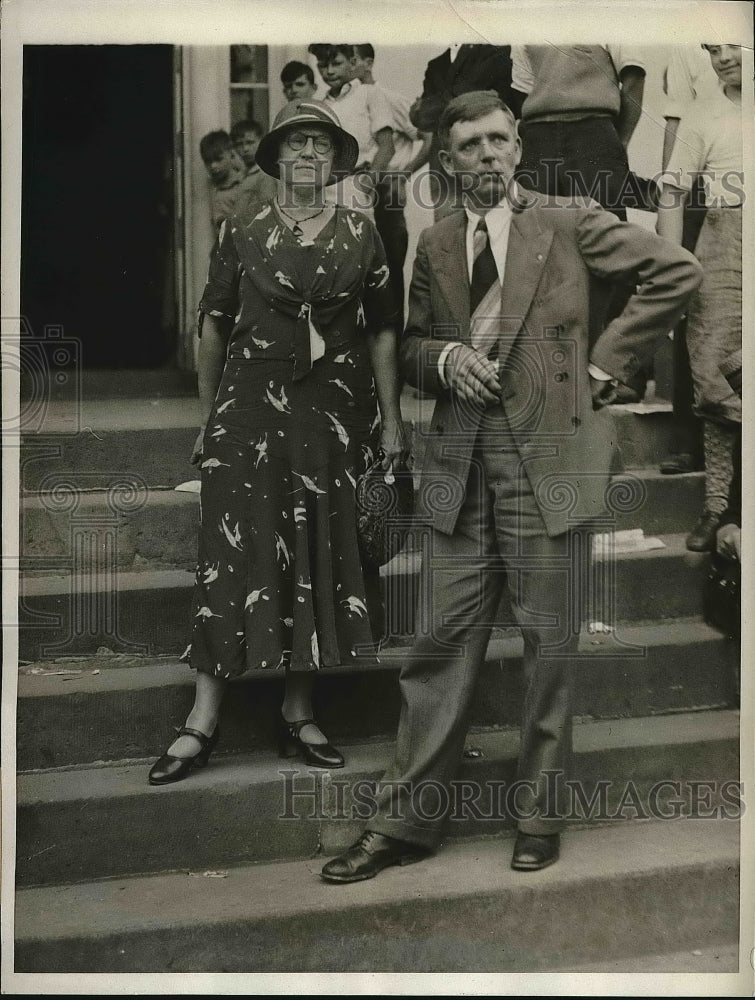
top-left (275, 199), bottom-right (327, 238)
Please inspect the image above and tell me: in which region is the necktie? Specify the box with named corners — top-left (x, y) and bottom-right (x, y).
top-left (470, 217), bottom-right (498, 316)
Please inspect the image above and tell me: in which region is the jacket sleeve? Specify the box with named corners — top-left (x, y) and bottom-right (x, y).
top-left (409, 57), bottom-right (448, 133)
top-left (578, 203), bottom-right (703, 385)
top-left (399, 231), bottom-right (456, 396)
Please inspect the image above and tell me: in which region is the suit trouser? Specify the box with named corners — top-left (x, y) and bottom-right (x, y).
top-left (369, 427), bottom-right (587, 848)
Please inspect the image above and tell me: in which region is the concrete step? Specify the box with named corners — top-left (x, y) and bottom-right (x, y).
top-left (14, 817), bottom-right (740, 972)
top-left (561, 941), bottom-right (740, 973)
top-left (20, 469), bottom-right (705, 571)
top-left (21, 366), bottom-right (199, 404)
top-left (16, 709), bottom-right (740, 886)
top-left (19, 392), bottom-right (674, 491)
top-left (16, 620), bottom-right (737, 771)
top-left (17, 534), bottom-right (712, 659)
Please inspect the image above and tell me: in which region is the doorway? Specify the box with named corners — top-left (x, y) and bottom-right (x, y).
top-left (21, 45), bottom-right (176, 369)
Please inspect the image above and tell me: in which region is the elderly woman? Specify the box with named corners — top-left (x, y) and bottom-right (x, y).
top-left (149, 101), bottom-right (406, 783)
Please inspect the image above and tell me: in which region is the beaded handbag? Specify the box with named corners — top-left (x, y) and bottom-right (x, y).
top-left (355, 459), bottom-right (415, 567)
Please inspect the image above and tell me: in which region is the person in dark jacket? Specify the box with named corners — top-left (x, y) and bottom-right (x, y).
top-left (410, 44), bottom-right (522, 217)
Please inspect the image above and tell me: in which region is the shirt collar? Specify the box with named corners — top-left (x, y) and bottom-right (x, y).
top-left (463, 182), bottom-right (518, 232)
top-left (449, 43), bottom-right (463, 62)
top-left (326, 77), bottom-right (360, 100)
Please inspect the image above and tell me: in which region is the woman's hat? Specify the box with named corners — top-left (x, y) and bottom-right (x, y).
top-left (256, 99), bottom-right (359, 184)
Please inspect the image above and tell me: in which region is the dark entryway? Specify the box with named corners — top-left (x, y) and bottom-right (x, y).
top-left (21, 45), bottom-right (176, 368)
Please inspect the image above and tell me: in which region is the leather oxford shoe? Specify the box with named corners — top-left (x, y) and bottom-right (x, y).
top-left (511, 832), bottom-right (560, 872)
top-left (321, 830), bottom-right (429, 883)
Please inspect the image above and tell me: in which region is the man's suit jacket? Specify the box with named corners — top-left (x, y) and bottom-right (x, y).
top-left (401, 190), bottom-right (703, 537)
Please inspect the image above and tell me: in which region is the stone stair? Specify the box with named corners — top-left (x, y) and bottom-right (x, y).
top-left (13, 377), bottom-right (742, 974)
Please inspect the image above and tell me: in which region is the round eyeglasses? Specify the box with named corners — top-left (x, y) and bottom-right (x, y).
top-left (285, 131), bottom-right (334, 154)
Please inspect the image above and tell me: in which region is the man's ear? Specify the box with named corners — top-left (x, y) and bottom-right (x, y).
top-left (438, 148), bottom-right (454, 176)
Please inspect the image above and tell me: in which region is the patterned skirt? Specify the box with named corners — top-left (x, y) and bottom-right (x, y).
top-left (184, 351), bottom-right (381, 677)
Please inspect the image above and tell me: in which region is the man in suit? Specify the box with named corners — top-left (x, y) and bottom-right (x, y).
top-left (410, 44), bottom-right (522, 217)
top-left (321, 91), bottom-right (702, 882)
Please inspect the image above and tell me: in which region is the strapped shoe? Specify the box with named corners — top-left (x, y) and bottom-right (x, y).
top-left (321, 831), bottom-right (429, 883)
top-left (278, 715), bottom-right (345, 769)
top-left (148, 725), bottom-right (219, 786)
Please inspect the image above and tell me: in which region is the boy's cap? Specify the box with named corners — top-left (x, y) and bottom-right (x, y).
top-left (256, 100), bottom-right (359, 184)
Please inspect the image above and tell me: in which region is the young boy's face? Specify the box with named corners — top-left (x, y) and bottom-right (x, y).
top-left (203, 148), bottom-right (235, 183)
top-left (324, 52), bottom-right (356, 90)
top-left (707, 44), bottom-right (741, 88)
top-left (233, 130), bottom-right (261, 169)
top-left (350, 53), bottom-right (373, 83)
top-left (283, 73), bottom-right (317, 102)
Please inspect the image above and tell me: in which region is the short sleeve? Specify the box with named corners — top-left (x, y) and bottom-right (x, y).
top-left (365, 85), bottom-right (394, 137)
top-left (606, 45), bottom-right (646, 75)
top-left (511, 45), bottom-right (534, 95)
top-left (665, 118), bottom-right (707, 191)
top-left (198, 219), bottom-right (242, 325)
top-left (663, 45), bottom-right (720, 119)
top-left (362, 223), bottom-right (399, 332)
top-left (382, 86), bottom-right (419, 141)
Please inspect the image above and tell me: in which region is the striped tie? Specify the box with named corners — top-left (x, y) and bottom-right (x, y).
top-left (470, 217), bottom-right (498, 316)
top-left (470, 216), bottom-right (501, 357)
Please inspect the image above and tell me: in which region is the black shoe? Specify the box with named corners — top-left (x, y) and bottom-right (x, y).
top-left (686, 511), bottom-right (720, 552)
top-left (511, 832), bottom-right (560, 872)
top-left (278, 715), bottom-right (345, 769)
top-left (660, 452), bottom-right (703, 475)
top-left (320, 830), bottom-right (429, 883)
top-left (148, 725), bottom-right (219, 786)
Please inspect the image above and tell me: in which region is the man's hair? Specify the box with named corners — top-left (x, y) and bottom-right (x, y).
top-left (199, 130), bottom-right (232, 162)
top-left (437, 90), bottom-right (516, 150)
top-left (354, 44), bottom-right (375, 61)
top-left (281, 60), bottom-right (315, 86)
top-left (328, 44), bottom-right (355, 61)
top-left (230, 118), bottom-right (264, 143)
top-left (307, 44), bottom-right (332, 61)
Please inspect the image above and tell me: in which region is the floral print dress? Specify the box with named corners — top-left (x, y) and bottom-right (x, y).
top-left (185, 201), bottom-right (395, 678)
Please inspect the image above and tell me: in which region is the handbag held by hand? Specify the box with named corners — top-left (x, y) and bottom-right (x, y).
top-left (356, 459), bottom-right (414, 568)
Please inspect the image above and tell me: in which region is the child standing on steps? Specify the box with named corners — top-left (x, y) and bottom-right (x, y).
top-left (200, 130), bottom-right (248, 234)
top-left (230, 118), bottom-right (277, 211)
top-left (656, 43), bottom-right (743, 552)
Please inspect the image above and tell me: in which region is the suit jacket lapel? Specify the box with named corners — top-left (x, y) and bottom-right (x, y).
top-left (431, 212), bottom-right (470, 338)
top-left (498, 197), bottom-right (553, 370)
